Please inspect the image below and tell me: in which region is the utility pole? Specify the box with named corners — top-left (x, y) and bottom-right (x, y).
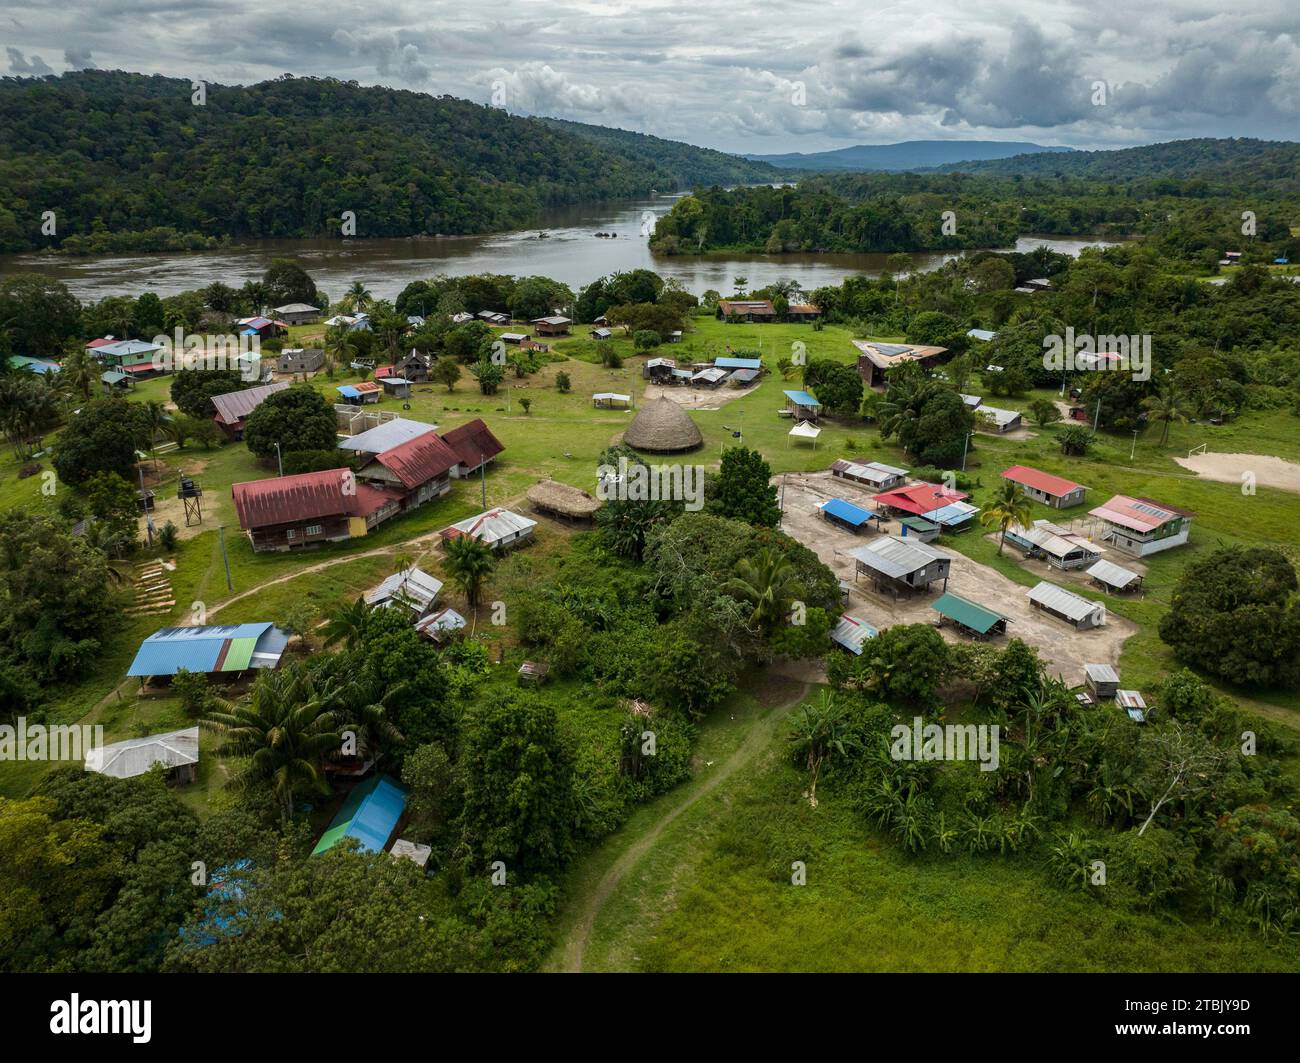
top-left (1092, 400), bottom-right (1101, 434)
top-left (1130, 429), bottom-right (1139, 461)
top-left (218, 526), bottom-right (233, 591)
top-left (961, 431), bottom-right (973, 472)
top-left (138, 465), bottom-right (155, 548)
top-left (274, 441), bottom-right (283, 478)
top-left (479, 451), bottom-right (486, 509)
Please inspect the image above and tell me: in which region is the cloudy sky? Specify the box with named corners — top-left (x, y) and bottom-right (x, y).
top-left (4, 1), bottom-right (1299, 153)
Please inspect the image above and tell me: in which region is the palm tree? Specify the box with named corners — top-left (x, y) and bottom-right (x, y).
top-left (80, 519), bottom-right (135, 584)
top-left (241, 280), bottom-right (269, 315)
top-left (346, 281), bottom-right (373, 312)
top-left (979, 479), bottom-right (1033, 556)
top-left (321, 596), bottom-right (369, 650)
top-left (1141, 384), bottom-right (1186, 446)
top-left (443, 534), bottom-right (496, 607)
top-left (788, 691), bottom-right (857, 807)
top-left (59, 347), bottom-right (96, 401)
top-left (722, 546), bottom-right (802, 632)
top-left (323, 326), bottom-right (356, 378)
top-left (201, 664), bottom-right (343, 823)
top-left (334, 675), bottom-right (406, 766)
top-left (137, 400), bottom-right (171, 472)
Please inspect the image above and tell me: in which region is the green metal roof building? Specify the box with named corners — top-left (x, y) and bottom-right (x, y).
top-left (931, 592), bottom-right (1011, 639)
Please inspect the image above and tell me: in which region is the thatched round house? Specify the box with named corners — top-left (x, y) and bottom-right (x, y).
top-left (621, 396), bottom-right (704, 453)
top-left (527, 479), bottom-right (602, 524)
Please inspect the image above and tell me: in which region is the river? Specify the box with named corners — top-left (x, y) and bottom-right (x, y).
top-left (0, 195), bottom-right (1121, 302)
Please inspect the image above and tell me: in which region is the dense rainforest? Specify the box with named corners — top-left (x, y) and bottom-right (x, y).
top-left (649, 159), bottom-right (1300, 262)
top-left (0, 70), bottom-right (776, 254)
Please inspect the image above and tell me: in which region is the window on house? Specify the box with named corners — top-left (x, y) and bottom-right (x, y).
top-left (285, 529), bottom-right (297, 540)
top-left (306, 524), bottom-right (323, 536)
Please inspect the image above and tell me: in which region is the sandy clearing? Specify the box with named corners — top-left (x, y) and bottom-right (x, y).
top-left (642, 381), bottom-right (756, 411)
top-left (1174, 452), bottom-right (1300, 494)
top-left (778, 471), bottom-right (1137, 682)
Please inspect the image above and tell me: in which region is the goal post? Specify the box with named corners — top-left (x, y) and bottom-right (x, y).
top-left (1188, 443), bottom-right (1208, 457)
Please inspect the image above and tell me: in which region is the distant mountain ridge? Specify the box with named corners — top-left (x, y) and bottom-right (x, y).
top-left (934, 137), bottom-right (1300, 184)
top-left (745, 140), bottom-right (1075, 172)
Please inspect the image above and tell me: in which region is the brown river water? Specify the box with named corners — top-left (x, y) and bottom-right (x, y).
top-left (0, 195), bottom-right (1119, 301)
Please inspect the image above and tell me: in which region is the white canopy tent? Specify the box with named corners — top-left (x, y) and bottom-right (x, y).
top-left (787, 420), bottom-right (822, 448)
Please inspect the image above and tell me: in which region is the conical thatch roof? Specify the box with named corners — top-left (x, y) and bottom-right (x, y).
top-left (621, 396), bottom-right (704, 453)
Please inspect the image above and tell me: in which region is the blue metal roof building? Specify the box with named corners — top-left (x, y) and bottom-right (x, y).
top-left (783, 389), bottom-right (821, 407)
top-left (715, 357), bottom-right (762, 370)
top-left (312, 774), bottom-right (408, 855)
top-left (821, 497), bottom-right (878, 530)
top-left (127, 623), bottom-right (289, 677)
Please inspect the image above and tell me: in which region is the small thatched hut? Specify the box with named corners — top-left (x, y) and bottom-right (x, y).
top-left (527, 480), bottom-right (602, 524)
top-left (621, 396), bottom-right (704, 453)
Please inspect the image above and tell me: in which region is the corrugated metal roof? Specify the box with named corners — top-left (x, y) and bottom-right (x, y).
top-left (338, 417), bottom-right (437, 454)
top-left (441, 507), bottom-right (536, 545)
top-left (1085, 663), bottom-right (1119, 684)
top-left (415, 608), bottom-right (467, 640)
top-left (1027, 581), bottom-right (1103, 622)
top-left (440, 418), bottom-right (505, 469)
top-left (875, 482), bottom-right (968, 516)
top-left (311, 774), bottom-right (408, 856)
top-left (210, 381), bottom-right (289, 424)
top-left (1086, 558), bottom-right (1141, 588)
top-left (979, 405), bottom-right (1022, 428)
top-left (1008, 520), bottom-right (1099, 559)
top-left (127, 623), bottom-right (285, 677)
top-left (783, 389), bottom-right (821, 406)
top-left (729, 368), bottom-right (761, 383)
top-left (830, 614), bottom-right (877, 654)
top-left (365, 567), bottom-right (443, 612)
top-left (848, 536), bottom-right (951, 579)
top-left (1002, 464), bottom-right (1084, 497)
top-left (233, 468), bottom-right (363, 529)
top-left (85, 727), bottom-right (199, 778)
top-left (821, 498), bottom-right (876, 526)
top-left (692, 367), bottom-right (728, 383)
top-left (714, 357), bottom-right (762, 369)
top-left (932, 592), bottom-right (1009, 634)
top-left (1089, 494), bottom-right (1190, 533)
top-left (922, 501), bottom-right (979, 526)
top-left (367, 431), bottom-right (459, 489)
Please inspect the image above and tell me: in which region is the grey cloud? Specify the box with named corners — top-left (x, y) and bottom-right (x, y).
top-left (64, 47), bottom-right (96, 70)
top-left (6, 47), bottom-right (53, 76)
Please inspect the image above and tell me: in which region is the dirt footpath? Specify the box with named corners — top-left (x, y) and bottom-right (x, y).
top-left (778, 471), bottom-right (1138, 681)
top-left (1174, 451), bottom-right (1300, 494)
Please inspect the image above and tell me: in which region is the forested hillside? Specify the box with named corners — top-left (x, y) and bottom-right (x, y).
top-left (939, 137), bottom-right (1300, 190)
top-left (540, 117), bottom-right (776, 186)
top-left (0, 70), bottom-right (774, 254)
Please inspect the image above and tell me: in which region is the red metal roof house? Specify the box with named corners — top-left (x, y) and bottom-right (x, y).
top-left (232, 468), bottom-right (399, 552)
top-left (440, 418), bottom-right (505, 478)
top-left (1001, 465), bottom-right (1088, 508)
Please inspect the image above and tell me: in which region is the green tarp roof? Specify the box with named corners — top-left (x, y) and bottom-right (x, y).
top-left (931, 592), bottom-right (1008, 634)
